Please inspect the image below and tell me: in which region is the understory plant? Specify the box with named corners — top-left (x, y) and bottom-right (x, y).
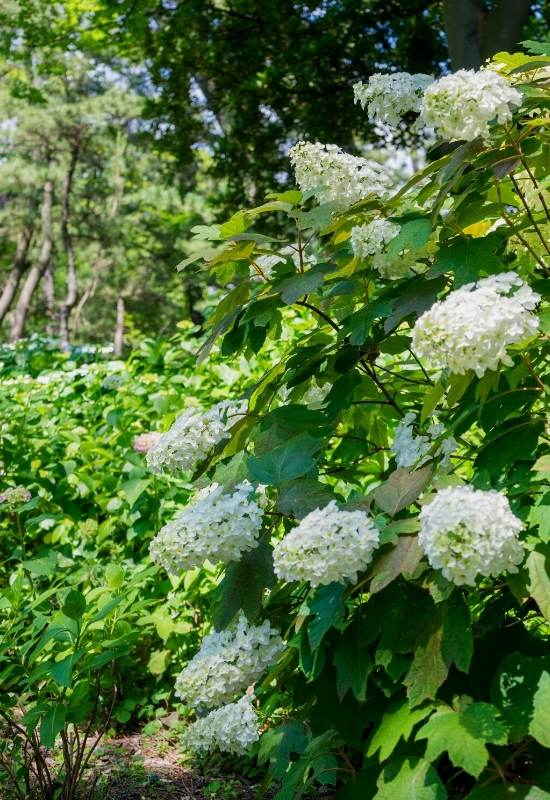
top-left (146, 45), bottom-right (550, 798)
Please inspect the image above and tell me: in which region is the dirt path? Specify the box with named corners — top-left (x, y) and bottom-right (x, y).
top-left (92, 734), bottom-right (257, 800)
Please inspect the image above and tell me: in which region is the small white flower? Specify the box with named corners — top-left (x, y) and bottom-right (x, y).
top-left (146, 400), bottom-right (246, 475)
top-left (420, 69), bottom-right (522, 141)
top-left (181, 693), bottom-right (259, 755)
top-left (175, 613), bottom-right (284, 710)
top-left (273, 501), bottom-right (379, 586)
top-left (289, 141), bottom-right (392, 209)
top-left (412, 273), bottom-right (539, 377)
top-left (392, 412), bottom-right (456, 470)
top-left (149, 482), bottom-right (264, 573)
top-left (354, 72), bottom-right (433, 128)
top-left (419, 485), bottom-right (524, 586)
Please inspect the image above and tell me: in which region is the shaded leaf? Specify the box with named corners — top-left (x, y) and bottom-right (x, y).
top-left (374, 465), bottom-right (433, 517)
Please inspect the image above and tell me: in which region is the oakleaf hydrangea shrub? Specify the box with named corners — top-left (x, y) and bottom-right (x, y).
top-left (148, 47), bottom-right (549, 798)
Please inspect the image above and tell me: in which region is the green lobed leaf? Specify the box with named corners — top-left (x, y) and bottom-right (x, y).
top-left (374, 756), bottom-right (447, 800)
top-left (367, 698), bottom-right (433, 762)
top-left (416, 703), bottom-right (507, 778)
top-left (213, 540), bottom-right (275, 628)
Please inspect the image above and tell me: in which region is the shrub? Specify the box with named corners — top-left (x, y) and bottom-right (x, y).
top-left (149, 47), bottom-right (550, 799)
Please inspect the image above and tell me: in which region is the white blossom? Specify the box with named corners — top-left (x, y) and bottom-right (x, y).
top-left (181, 693), bottom-right (259, 755)
top-left (419, 486), bottom-right (525, 586)
top-left (146, 400), bottom-right (246, 475)
top-left (420, 69), bottom-right (522, 142)
top-left (174, 614), bottom-right (284, 710)
top-left (351, 218), bottom-right (400, 259)
top-left (392, 412), bottom-right (456, 470)
top-left (412, 273), bottom-right (540, 377)
top-left (351, 218), bottom-right (407, 278)
top-left (254, 244), bottom-right (316, 280)
top-left (149, 482), bottom-right (264, 573)
top-left (273, 501), bottom-right (379, 587)
top-left (289, 141), bottom-right (391, 208)
top-left (354, 72), bottom-right (433, 128)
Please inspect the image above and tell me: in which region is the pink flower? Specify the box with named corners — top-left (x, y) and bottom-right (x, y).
top-left (133, 432), bottom-right (162, 454)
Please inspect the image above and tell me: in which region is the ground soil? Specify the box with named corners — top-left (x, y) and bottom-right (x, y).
top-left (91, 734), bottom-right (258, 800)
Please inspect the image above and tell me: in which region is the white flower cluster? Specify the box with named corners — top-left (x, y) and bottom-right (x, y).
top-left (146, 399), bottom-right (246, 475)
top-left (289, 141), bottom-right (391, 208)
top-left (420, 69), bottom-right (522, 141)
top-left (181, 693), bottom-right (259, 755)
top-left (419, 486), bottom-right (524, 586)
top-left (354, 72), bottom-right (433, 127)
top-left (392, 412), bottom-right (456, 470)
top-left (254, 244), bottom-right (316, 280)
top-left (174, 614), bottom-right (284, 710)
top-left (412, 273), bottom-right (540, 377)
top-left (351, 218), bottom-right (400, 258)
top-left (351, 218), bottom-right (405, 278)
top-left (149, 482), bottom-right (264, 573)
top-left (273, 501), bottom-right (379, 586)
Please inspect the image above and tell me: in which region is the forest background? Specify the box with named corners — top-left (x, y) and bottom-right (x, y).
top-left (1, 0), bottom-right (549, 349)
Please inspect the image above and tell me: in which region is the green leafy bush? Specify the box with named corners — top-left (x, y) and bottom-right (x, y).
top-left (147, 49), bottom-right (550, 798)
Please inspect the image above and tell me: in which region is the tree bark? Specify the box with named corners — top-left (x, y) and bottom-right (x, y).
top-left (0, 224), bottom-right (34, 324)
top-left (443, 0), bottom-right (532, 70)
top-left (42, 263), bottom-right (56, 337)
top-left (59, 133), bottom-right (82, 349)
top-left (9, 180), bottom-right (54, 342)
top-left (113, 295), bottom-right (125, 356)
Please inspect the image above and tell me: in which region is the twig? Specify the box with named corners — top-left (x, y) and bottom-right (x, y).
top-left (296, 300), bottom-right (340, 331)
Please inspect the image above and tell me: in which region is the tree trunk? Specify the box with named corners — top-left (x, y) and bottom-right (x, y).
top-left (113, 295), bottom-right (125, 356)
top-left (59, 133), bottom-right (82, 349)
top-left (0, 224), bottom-right (34, 324)
top-left (9, 180), bottom-right (54, 342)
top-left (42, 263), bottom-right (56, 337)
top-left (443, 0), bottom-right (532, 70)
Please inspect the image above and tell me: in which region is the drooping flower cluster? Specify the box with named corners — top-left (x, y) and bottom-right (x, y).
top-left (392, 412), bottom-right (456, 470)
top-left (354, 72), bottom-right (433, 128)
top-left (174, 614), bottom-right (284, 710)
top-left (420, 69), bottom-right (522, 142)
top-left (412, 273), bottom-right (540, 377)
top-left (273, 501), bottom-right (380, 586)
top-left (289, 141), bottom-right (391, 208)
top-left (149, 482), bottom-right (264, 573)
top-left (419, 486), bottom-right (525, 586)
top-left (133, 432), bottom-right (162, 454)
top-left (146, 400), bottom-right (246, 475)
top-left (181, 693), bottom-right (259, 755)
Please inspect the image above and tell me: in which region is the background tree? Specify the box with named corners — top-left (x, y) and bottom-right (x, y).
top-left (96, 0), bottom-right (550, 209)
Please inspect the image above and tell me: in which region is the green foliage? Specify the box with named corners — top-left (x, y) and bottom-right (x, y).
top-left (146, 49), bottom-right (550, 799)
